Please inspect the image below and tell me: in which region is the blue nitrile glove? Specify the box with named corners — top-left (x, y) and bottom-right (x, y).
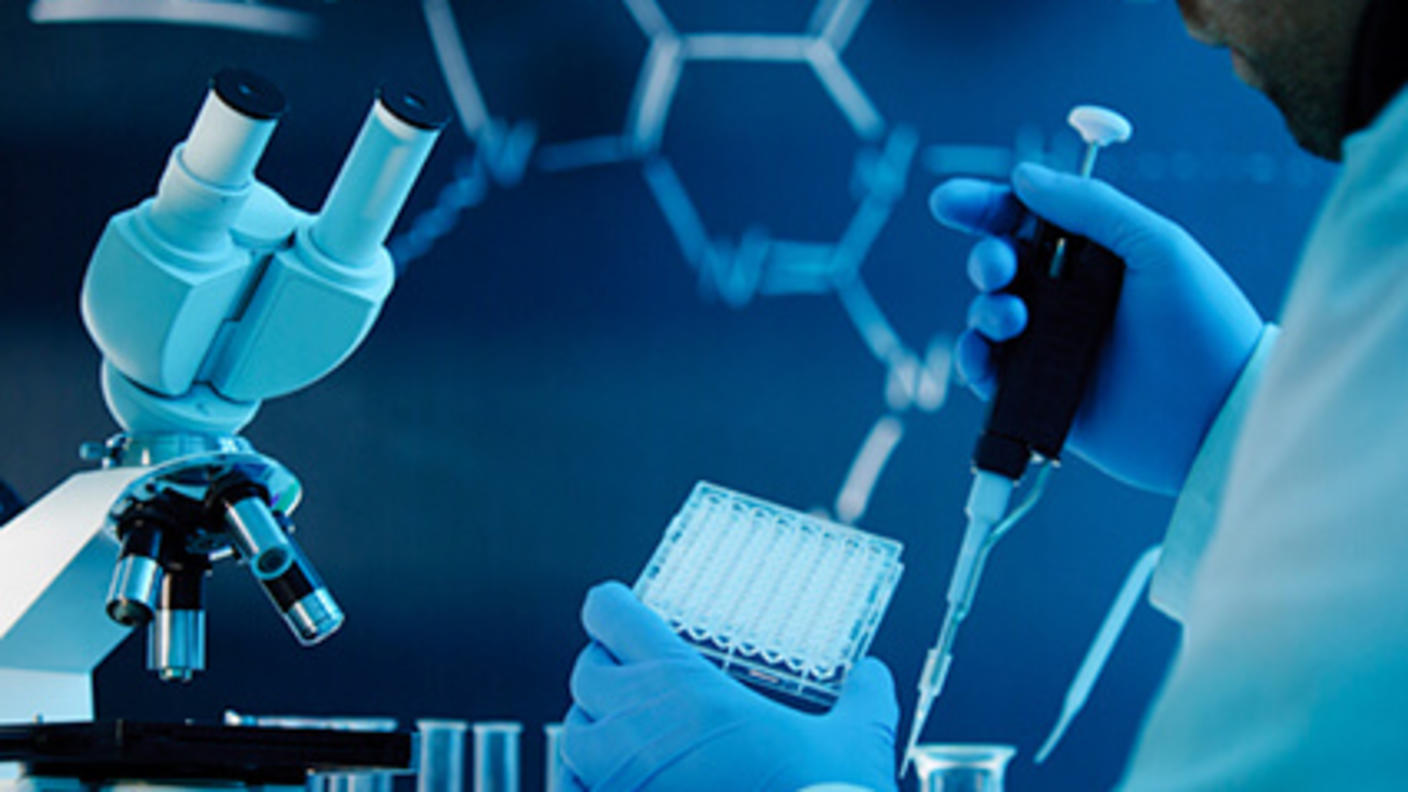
top-left (929, 163), bottom-right (1265, 495)
top-left (558, 581), bottom-right (899, 792)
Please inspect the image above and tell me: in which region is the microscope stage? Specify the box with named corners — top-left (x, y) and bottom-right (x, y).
top-left (0, 720), bottom-right (411, 786)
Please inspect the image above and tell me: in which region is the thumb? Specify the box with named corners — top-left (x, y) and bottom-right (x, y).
top-left (829, 657), bottom-right (899, 727)
top-left (1011, 163), bottom-right (1186, 270)
top-left (581, 581), bottom-right (696, 664)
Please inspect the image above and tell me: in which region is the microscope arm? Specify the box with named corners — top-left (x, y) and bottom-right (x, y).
top-left (0, 468), bottom-right (148, 722)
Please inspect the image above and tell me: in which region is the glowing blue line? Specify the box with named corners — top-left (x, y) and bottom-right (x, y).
top-left (809, 0), bottom-right (870, 52)
top-left (834, 127), bottom-right (917, 276)
top-left (760, 272), bottom-right (834, 296)
top-left (626, 36), bottom-right (685, 153)
top-left (806, 44), bottom-right (885, 140)
top-left (716, 230), bottom-right (768, 307)
top-left (921, 144), bottom-right (1014, 177)
top-left (482, 120), bottom-right (538, 186)
top-left (422, 0), bottom-right (492, 140)
top-left (877, 125), bottom-right (920, 193)
top-left (535, 136), bottom-right (636, 172)
top-left (622, 0), bottom-right (674, 38)
top-left (833, 199), bottom-right (892, 280)
top-left (642, 158), bottom-right (710, 267)
top-left (835, 278), bottom-right (906, 365)
top-left (387, 155), bottom-right (490, 271)
top-left (807, 0), bottom-right (844, 35)
top-left (29, 0), bottom-right (320, 37)
top-left (683, 34), bottom-right (813, 61)
top-left (834, 413), bottom-right (904, 524)
top-left (761, 241), bottom-right (837, 295)
top-left (915, 335), bottom-right (953, 413)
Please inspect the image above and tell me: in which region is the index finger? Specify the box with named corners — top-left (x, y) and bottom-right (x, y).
top-left (928, 179), bottom-right (1026, 237)
top-left (580, 580), bottom-right (695, 664)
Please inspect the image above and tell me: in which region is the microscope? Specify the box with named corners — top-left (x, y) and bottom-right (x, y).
top-left (0, 68), bottom-right (444, 789)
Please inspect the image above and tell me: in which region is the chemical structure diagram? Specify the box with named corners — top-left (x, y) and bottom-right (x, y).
top-left (393, 0), bottom-right (961, 526)
top-left (388, 0), bottom-right (1316, 525)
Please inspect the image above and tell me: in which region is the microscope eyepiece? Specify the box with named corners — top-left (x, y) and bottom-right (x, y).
top-left (309, 84), bottom-right (444, 264)
top-left (212, 67), bottom-right (286, 122)
top-left (179, 68), bottom-right (284, 191)
top-left (376, 84), bottom-right (449, 131)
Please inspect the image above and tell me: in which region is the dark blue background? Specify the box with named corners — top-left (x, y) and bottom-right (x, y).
top-left (0, 2), bottom-right (1335, 790)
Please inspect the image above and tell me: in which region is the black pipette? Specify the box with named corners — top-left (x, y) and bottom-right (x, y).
top-left (901, 105), bottom-right (1134, 775)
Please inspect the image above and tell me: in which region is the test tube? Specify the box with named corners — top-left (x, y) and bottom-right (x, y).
top-left (542, 723), bottom-right (564, 792)
top-left (472, 722), bottom-right (522, 792)
top-left (911, 744), bottom-right (1016, 792)
top-left (416, 720), bottom-right (468, 792)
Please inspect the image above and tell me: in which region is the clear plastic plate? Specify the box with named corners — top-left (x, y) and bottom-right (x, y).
top-left (634, 481), bottom-right (904, 706)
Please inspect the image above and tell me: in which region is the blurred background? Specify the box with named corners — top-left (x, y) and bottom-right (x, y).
top-left (0, 1), bottom-right (1334, 790)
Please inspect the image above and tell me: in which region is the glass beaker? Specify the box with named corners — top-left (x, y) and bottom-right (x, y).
top-left (472, 721), bottom-right (522, 792)
top-left (911, 744), bottom-right (1016, 792)
top-left (542, 723), bottom-right (564, 792)
top-left (416, 719), bottom-right (469, 792)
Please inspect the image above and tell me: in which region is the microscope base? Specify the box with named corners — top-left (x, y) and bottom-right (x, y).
top-left (9, 777), bottom-right (304, 792)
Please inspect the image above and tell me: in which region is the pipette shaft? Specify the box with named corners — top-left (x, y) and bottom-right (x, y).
top-left (901, 471), bottom-right (1012, 775)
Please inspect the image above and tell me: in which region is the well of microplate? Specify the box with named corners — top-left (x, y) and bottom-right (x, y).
top-left (633, 481), bottom-right (904, 706)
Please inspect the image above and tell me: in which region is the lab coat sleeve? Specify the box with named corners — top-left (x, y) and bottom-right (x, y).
top-left (1147, 324), bottom-right (1279, 622)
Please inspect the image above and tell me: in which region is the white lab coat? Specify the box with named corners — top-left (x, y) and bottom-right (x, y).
top-left (1120, 83), bottom-right (1408, 789)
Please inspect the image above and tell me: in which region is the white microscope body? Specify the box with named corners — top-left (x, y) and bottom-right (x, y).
top-left (0, 68), bottom-right (444, 724)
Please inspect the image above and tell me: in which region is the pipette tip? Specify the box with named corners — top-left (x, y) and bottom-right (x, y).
top-left (1035, 737), bottom-right (1058, 766)
top-left (898, 703), bottom-right (927, 780)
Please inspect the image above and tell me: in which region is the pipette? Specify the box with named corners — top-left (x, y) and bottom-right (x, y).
top-left (1034, 544), bottom-right (1162, 764)
top-left (901, 105), bottom-right (1133, 776)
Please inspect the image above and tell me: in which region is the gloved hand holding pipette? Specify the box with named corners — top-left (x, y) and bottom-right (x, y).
top-left (932, 163), bottom-right (1266, 495)
top-left (559, 581), bottom-right (900, 792)
top-left (896, 106), bottom-right (1274, 772)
